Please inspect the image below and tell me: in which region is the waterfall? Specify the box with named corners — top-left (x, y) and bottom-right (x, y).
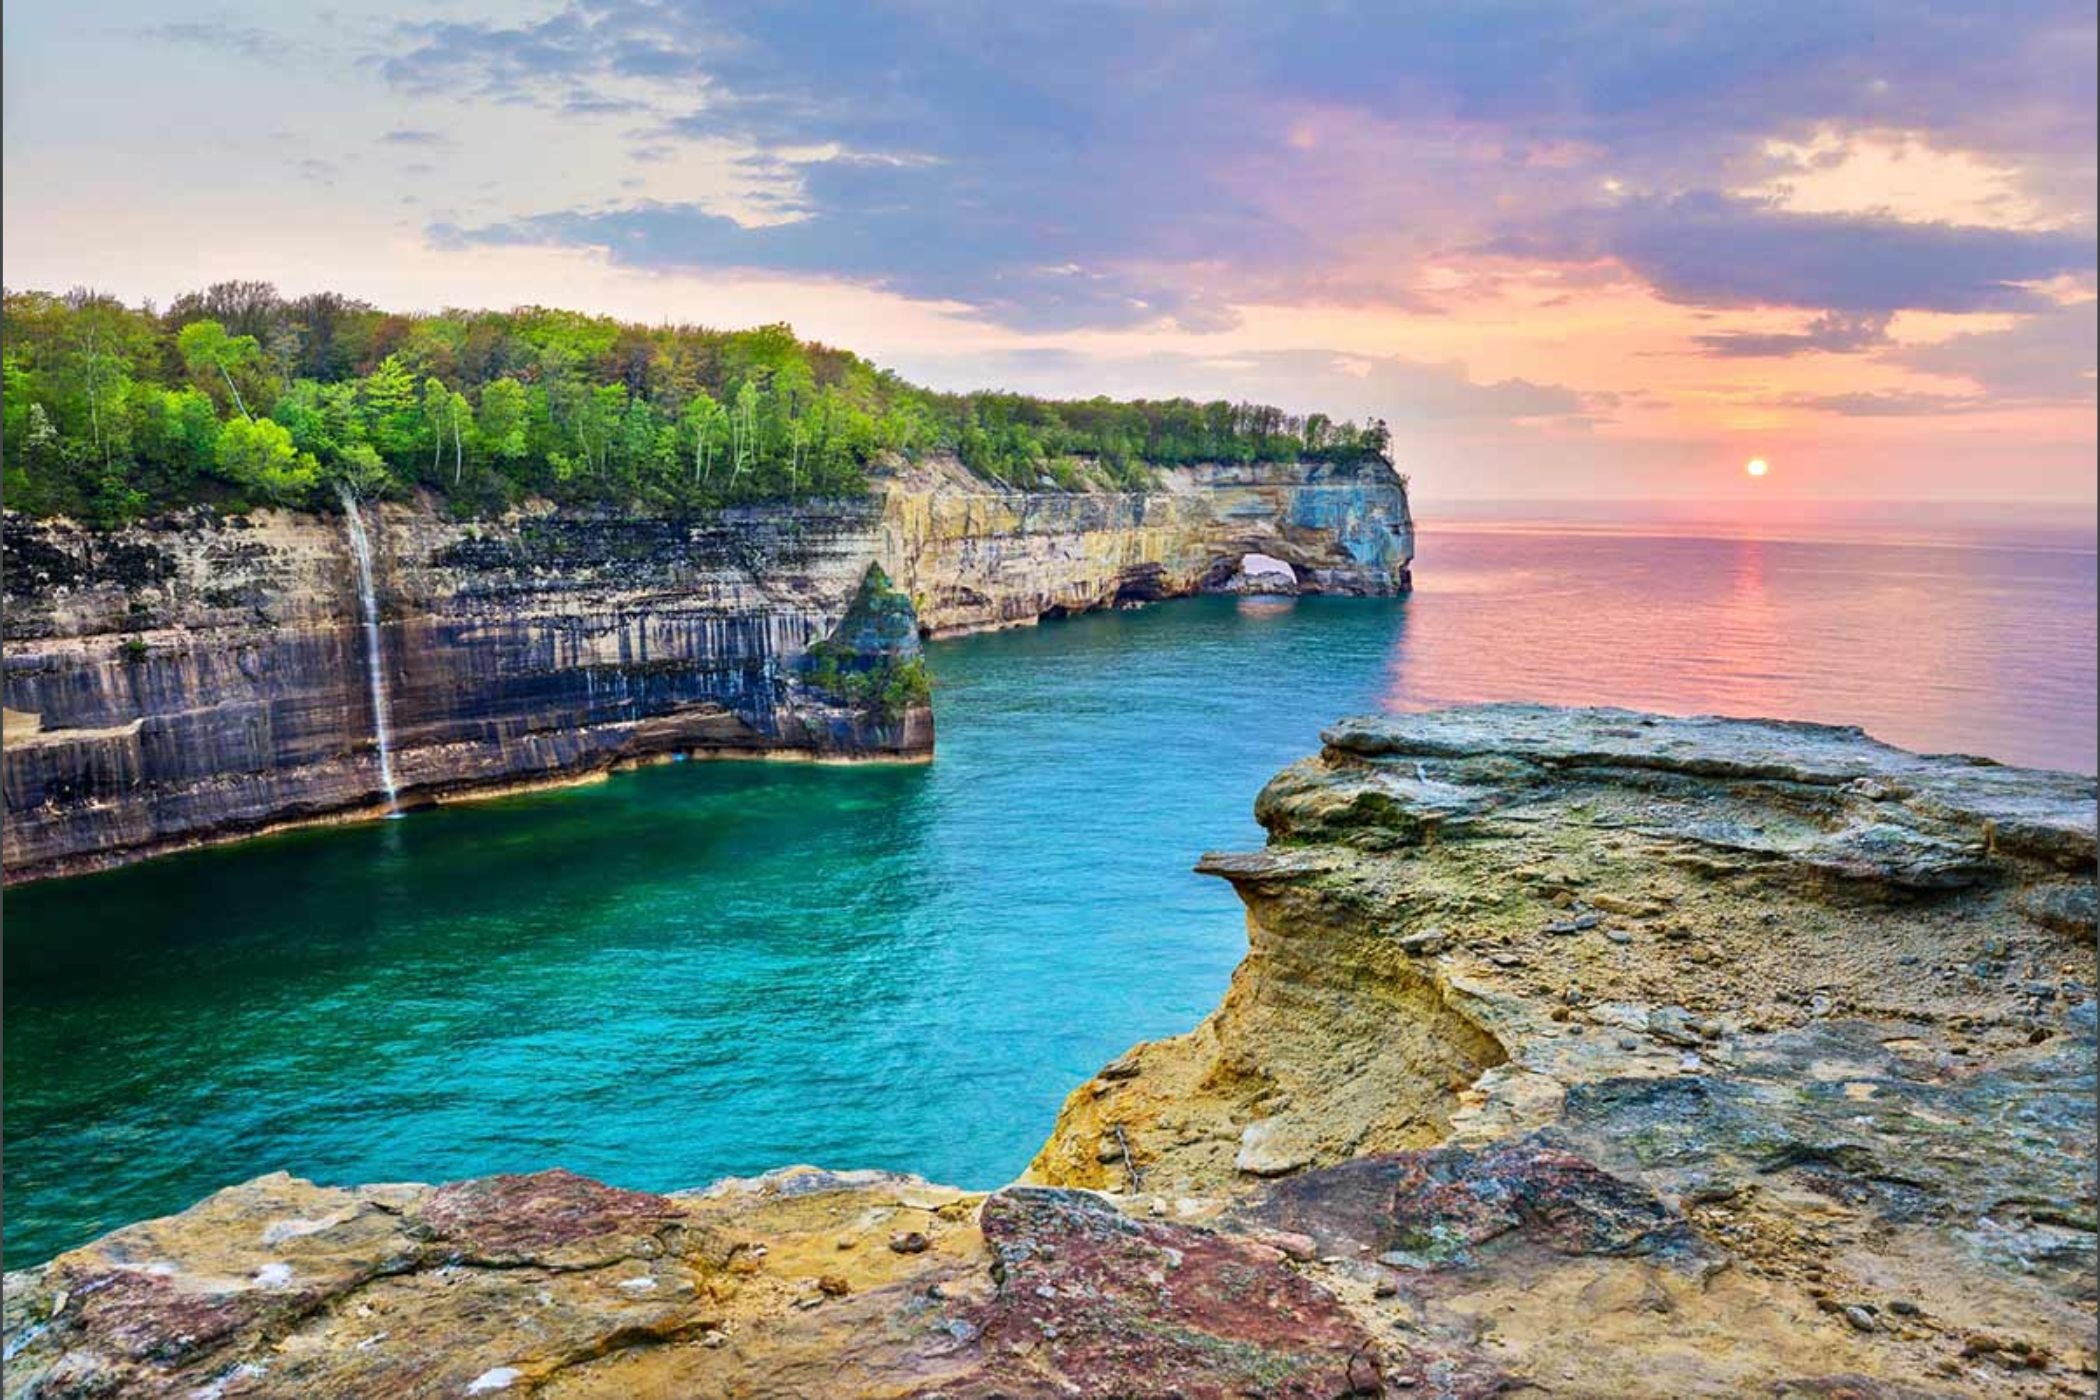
top-left (337, 486), bottom-right (400, 809)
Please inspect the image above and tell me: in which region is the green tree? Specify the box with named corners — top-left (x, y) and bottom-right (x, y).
top-left (476, 377), bottom-right (530, 473)
top-left (176, 320), bottom-right (263, 421)
top-left (730, 380), bottom-right (760, 486)
top-left (326, 442), bottom-right (394, 501)
top-left (360, 355), bottom-right (420, 464)
top-left (162, 388), bottom-right (223, 477)
top-left (680, 390), bottom-right (726, 487)
top-left (215, 416), bottom-right (319, 503)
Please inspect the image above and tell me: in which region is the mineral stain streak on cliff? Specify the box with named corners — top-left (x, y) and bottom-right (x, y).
top-left (6, 708), bottom-right (2092, 1397)
top-left (0, 455), bottom-right (1409, 881)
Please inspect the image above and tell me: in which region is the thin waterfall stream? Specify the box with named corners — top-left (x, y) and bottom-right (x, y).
top-left (337, 486), bottom-right (399, 809)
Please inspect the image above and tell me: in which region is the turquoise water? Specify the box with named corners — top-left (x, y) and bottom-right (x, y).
top-left (6, 521), bottom-right (2094, 1265)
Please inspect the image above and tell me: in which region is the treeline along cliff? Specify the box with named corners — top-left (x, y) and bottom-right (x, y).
top-left (1, 284), bottom-right (1413, 881)
top-left (1, 280), bottom-right (1393, 522)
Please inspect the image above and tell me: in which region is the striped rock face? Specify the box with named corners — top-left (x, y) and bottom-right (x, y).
top-left (2, 456), bottom-right (1410, 882)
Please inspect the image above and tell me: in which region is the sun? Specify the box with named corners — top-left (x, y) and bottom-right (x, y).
top-left (1745, 457), bottom-right (1770, 478)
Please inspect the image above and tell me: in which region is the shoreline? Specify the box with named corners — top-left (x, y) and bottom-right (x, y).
top-left (2, 736), bottom-right (935, 888)
top-left (8, 705), bottom-right (2091, 1396)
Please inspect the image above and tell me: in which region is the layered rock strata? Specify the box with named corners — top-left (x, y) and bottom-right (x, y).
top-left (877, 456), bottom-right (1412, 632)
top-left (1, 455), bottom-right (1410, 881)
top-left (7, 707), bottom-right (2092, 1398)
top-left (0, 503), bottom-right (928, 882)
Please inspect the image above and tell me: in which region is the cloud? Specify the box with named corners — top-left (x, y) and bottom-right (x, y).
top-left (375, 1), bottom-right (2094, 337)
top-left (886, 346), bottom-right (1597, 432)
top-left (1894, 297), bottom-right (2098, 399)
top-left (1759, 300), bottom-right (2097, 412)
top-left (141, 21), bottom-right (288, 60)
top-left (1498, 194), bottom-right (2095, 314)
top-left (1776, 390), bottom-right (1989, 417)
top-left (1693, 311), bottom-right (1893, 358)
top-left (381, 128), bottom-right (451, 148)
top-left (440, 184), bottom-right (1267, 333)
top-left (379, 11), bottom-right (609, 99)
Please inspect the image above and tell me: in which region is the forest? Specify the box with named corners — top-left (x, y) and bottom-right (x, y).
top-left (1, 282), bottom-right (1393, 524)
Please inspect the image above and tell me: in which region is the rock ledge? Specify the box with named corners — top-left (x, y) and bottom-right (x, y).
top-left (8, 707), bottom-right (2094, 1398)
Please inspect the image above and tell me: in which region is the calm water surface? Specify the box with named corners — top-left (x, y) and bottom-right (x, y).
top-left (6, 520), bottom-right (2093, 1263)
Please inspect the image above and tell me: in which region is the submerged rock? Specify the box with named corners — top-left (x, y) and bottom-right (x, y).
top-left (6, 706), bottom-right (2092, 1397)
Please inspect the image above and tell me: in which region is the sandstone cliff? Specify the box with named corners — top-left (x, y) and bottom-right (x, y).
top-left (877, 456), bottom-right (1412, 633)
top-left (1, 455), bottom-right (1410, 881)
top-left (6, 708), bottom-right (2091, 1398)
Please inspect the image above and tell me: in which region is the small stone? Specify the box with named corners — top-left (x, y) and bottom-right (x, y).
top-left (1649, 1006), bottom-right (1707, 1047)
top-left (1841, 1305), bottom-right (1879, 1333)
top-left (1373, 1278), bottom-right (1399, 1299)
top-left (1096, 1050), bottom-right (1143, 1081)
top-left (1262, 1230), bottom-right (1318, 1262)
top-left (1234, 1118), bottom-right (1310, 1177)
top-left (888, 1231), bottom-right (930, 1254)
top-left (1605, 930), bottom-right (1632, 945)
top-left (817, 1275), bottom-right (850, 1297)
top-left (1399, 927), bottom-right (1448, 955)
top-left (1096, 1140), bottom-right (1124, 1163)
top-left (1488, 952), bottom-right (1525, 969)
top-left (1888, 1300), bottom-right (1922, 1317)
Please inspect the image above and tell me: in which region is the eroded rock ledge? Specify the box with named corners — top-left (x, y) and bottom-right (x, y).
top-left (6, 707), bottom-right (2094, 1398)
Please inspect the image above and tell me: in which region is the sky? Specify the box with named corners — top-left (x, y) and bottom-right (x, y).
top-left (3, 2), bottom-right (2095, 507)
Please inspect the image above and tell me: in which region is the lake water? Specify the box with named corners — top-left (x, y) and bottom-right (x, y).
top-left (5, 518), bottom-right (2093, 1265)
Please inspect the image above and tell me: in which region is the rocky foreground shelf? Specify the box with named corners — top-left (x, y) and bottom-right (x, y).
top-left (5, 706), bottom-right (2094, 1398)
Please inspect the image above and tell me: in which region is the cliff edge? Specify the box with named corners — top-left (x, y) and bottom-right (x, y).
top-left (6, 707), bottom-right (2092, 1398)
top-left (0, 454), bottom-right (1410, 882)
